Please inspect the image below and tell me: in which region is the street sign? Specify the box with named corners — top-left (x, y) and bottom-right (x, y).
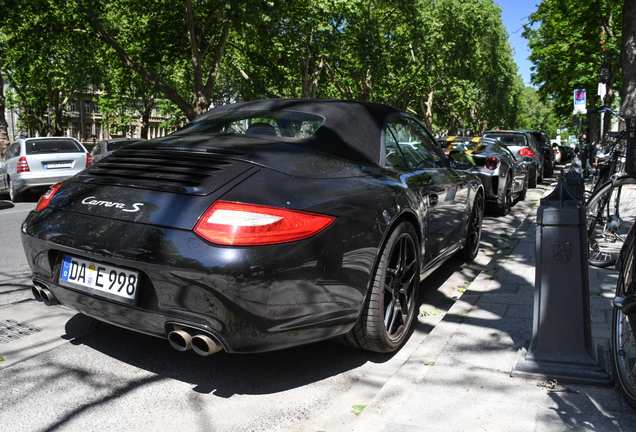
top-left (574, 89), bottom-right (586, 114)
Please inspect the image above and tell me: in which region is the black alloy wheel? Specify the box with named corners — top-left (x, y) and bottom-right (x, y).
top-left (496, 175), bottom-right (512, 216)
top-left (337, 221), bottom-right (420, 353)
top-left (528, 166), bottom-right (537, 188)
top-left (459, 192), bottom-right (483, 260)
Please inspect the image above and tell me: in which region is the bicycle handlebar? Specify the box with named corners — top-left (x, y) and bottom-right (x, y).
top-left (586, 106), bottom-right (625, 121)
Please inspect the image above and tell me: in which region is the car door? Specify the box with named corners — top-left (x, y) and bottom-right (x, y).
top-left (499, 142), bottom-right (526, 194)
top-left (0, 142), bottom-right (19, 191)
top-left (386, 117), bottom-right (468, 258)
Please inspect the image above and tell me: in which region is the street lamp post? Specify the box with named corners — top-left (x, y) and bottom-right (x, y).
top-left (597, 61), bottom-right (611, 85)
top-left (213, 93), bottom-right (222, 108)
top-left (597, 60), bottom-right (611, 142)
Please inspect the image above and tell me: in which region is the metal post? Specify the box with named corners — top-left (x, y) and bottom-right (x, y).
top-left (511, 178), bottom-right (611, 385)
top-left (563, 157), bottom-right (584, 198)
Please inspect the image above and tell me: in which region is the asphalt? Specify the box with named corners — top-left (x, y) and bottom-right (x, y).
top-left (302, 177), bottom-right (636, 432)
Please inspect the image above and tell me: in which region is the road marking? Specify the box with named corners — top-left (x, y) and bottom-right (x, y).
top-left (0, 209), bottom-right (33, 215)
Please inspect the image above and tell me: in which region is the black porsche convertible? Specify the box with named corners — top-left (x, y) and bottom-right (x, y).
top-left (21, 99), bottom-right (484, 355)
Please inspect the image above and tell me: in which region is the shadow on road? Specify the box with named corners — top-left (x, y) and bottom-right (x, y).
top-left (69, 319), bottom-right (393, 398)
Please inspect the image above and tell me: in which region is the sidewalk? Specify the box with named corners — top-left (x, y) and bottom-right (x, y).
top-left (345, 185), bottom-right (636, 431)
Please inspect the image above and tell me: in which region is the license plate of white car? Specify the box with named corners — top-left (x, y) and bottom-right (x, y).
top-left (59, 255), bottom-right (138, 304)
top-left (45, 162), bottom-right (72, 169)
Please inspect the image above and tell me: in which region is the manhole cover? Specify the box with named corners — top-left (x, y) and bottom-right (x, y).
top-left (0, 319), bottom-right (42, 344)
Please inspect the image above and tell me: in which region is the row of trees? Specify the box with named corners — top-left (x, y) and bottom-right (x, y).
top-left (1, 0), bottom-right (555, 150)
top-left (524, 0), bottom-right (632, 143)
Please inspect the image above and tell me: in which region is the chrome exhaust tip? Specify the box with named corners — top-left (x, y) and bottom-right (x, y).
top-left (168, 329), bottom-right (193, 352)
top-left (191, 334), bottom-right (223, 356)
top-left (32, 285), bottom-right (43, 302)
top-left (34, 283), bottom-right (59, 306)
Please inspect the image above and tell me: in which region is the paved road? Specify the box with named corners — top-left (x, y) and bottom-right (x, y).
top-left (0, 179), bottom-right (552, 432)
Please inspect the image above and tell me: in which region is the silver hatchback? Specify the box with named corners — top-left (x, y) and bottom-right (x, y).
top-left (0, 136), bottom-right (91, 202)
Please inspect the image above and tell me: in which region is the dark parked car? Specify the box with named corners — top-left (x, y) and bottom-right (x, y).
top-left (22, 99), bottom-right (485, 355)
top-left (482, 130), bottom-right (544, 188)
top-left (520, 130), bottom-right (555, 177)
top-left (437, 136), bottom-right (527, 216)
top-left (90, 138), bottom-right (145, 163)
top-left (559, 145), bottom-right (574, 163)
top-left (0, 136), bottom-right (91, 202)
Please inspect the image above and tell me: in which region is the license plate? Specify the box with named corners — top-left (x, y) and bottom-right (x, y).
top-left (45, 162), bottom-right (73, 169)
top-left (59, 256), bottom-right (139, 305)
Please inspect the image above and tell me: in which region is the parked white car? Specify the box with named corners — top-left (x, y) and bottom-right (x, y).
top-left (0, 136), bottom-right (92, 202)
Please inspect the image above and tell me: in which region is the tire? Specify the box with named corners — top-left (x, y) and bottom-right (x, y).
top-left (528, 166), bottom-right (537, 188)
top-left (9, 178), bottom-right (23, 203)
top-left (495, 175), bottom-right (512, 216)
top-left (338, 221), bottom-right (420, 353)
top-left (458, 192), bottom-right (483, 260)
top-left (518, 175), bottom-right (528, 201)
top-left (611, 225), bottom-right (636, 408)
top-left (586, 176), bottom-right (636, 267)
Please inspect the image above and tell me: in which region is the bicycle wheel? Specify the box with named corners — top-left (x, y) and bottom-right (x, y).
top-left (611, 224), bottom-right (636, 408)
top-left (586, 176), bottom-right (636, 267)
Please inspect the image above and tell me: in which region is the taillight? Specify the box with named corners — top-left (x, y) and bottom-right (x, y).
top-left (17, 156), bottom-right (30, 173)
top-left (485, 157), bottom-right (500, 170)
top-left (35, 183), bottom-right (63, 212)
top-left (86, 152), bottom-right (93, 168)
top-left (194, 201), bottom-right (336, 246)
top-left (518, 147), bottom-right (535, 158)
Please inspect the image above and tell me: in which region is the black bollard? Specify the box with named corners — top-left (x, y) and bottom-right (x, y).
top-left (511, 178), bottom-right (611, 385)
top-left (563, 157), bottom-right (584, 198)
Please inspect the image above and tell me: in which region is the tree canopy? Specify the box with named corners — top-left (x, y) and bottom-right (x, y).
top-left (523, 0), bottom-right (624, 140)
top-left (1, 0), bottom-right (527, 140)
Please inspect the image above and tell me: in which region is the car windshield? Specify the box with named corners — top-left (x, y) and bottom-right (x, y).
top-left (107, 141), bottom-right (137, 152)
top-left (25, 139), bottom-right (83, 154)
top-left (483, 133), bottom-right (527, 147)
top-left (440, 142), bottom-right (471, 152)
top-left (441, 141), bottom-right (485, 153)
top-left (172, 110), bottom-right (325, 138)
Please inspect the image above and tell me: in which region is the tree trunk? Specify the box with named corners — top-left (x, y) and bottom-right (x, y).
top-left (0, 62), bottom-right (10, 153)
top-left (622, 0), bottom-right (636, 117)
top-left (140, 106), bottom-right (151, 139)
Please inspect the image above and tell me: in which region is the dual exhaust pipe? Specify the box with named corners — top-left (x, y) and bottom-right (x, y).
top-left (32, 284), bottom-right (222, 356)
top-left (32, 283), bottom-right (59, 306)
top-left (167, 325), bottom-right (223, 356)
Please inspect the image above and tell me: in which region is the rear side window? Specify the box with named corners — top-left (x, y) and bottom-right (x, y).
top-left (173, 110), bottom-right (325, 138)
top-left (25, 139), bottom-right (83, 154)
top-left (106, 141), bottom-right (137, 152)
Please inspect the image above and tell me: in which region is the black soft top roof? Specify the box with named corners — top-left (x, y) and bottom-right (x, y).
top-left (174, 99), bottom-right (405, 165)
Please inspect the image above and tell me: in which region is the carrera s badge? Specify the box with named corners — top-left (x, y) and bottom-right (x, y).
top-left (81, 196), bottom-right (144, 213)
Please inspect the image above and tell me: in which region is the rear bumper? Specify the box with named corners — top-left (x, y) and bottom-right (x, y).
top-left (21, 208), bottom-right (379, 353)
top-left (12, 173), bottom-right (77, 193)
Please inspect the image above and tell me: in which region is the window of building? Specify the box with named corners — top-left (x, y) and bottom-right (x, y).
top-left (62, 127), bottom-right (68, 137)
top-left (93, 103), bottom-right (99, 113)
top-left (95, 123), bottom-right (101, 139)
top-left (72, 122), bottom-right (78, 138)
top-left (85, 101), bottom-right (91, 114)
top-left (85, 124), bottom-right (92, 140)
top-left (69, 101), bottom-right (76, 112)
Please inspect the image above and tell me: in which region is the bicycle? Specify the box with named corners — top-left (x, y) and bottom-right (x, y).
top-left (610, 112), bottom-right (636, 408)
top-left (584, 107), bottom-right (636, 267)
